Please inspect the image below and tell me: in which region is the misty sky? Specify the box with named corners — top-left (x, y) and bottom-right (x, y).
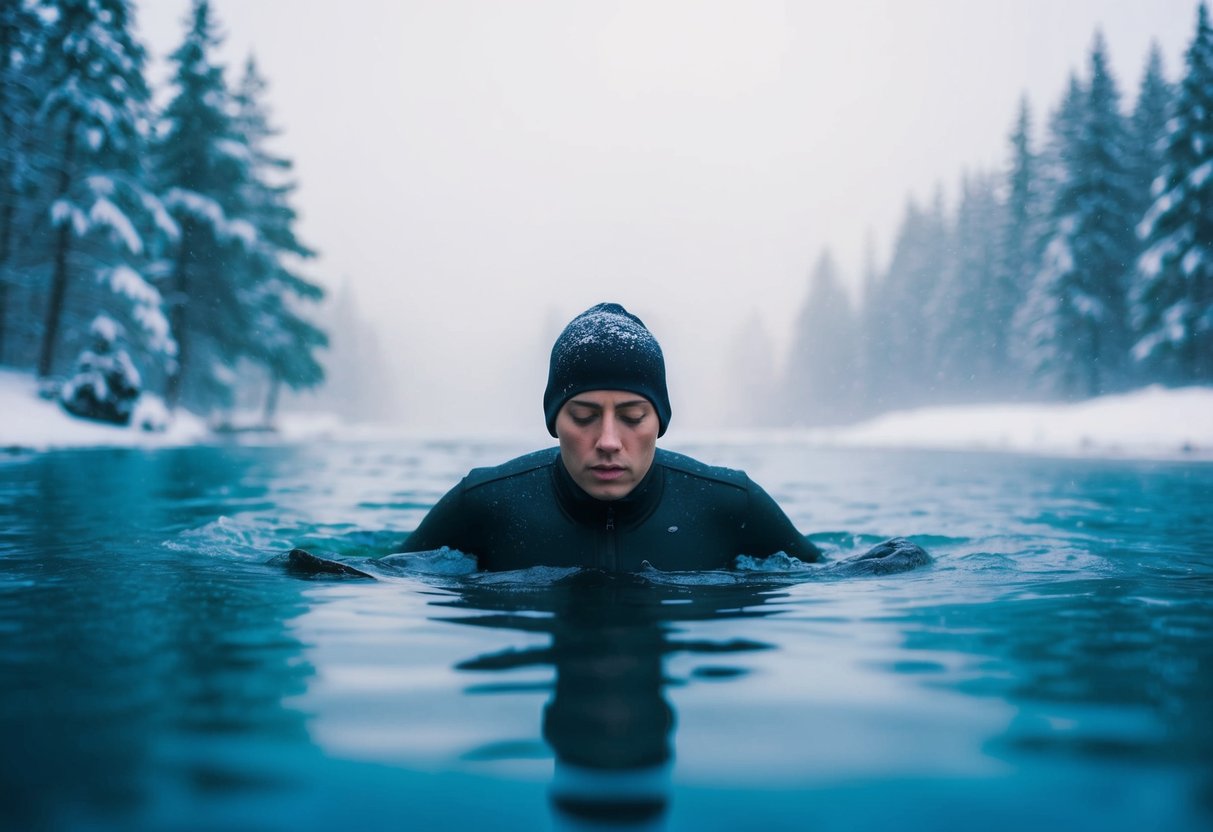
top-left (136, 1), bottom-right (1199, 432)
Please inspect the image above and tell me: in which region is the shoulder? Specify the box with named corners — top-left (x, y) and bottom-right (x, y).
top-left (462, 447), bottom-right (558, 491)
top-left (655, 448), bottom-right (750, 490)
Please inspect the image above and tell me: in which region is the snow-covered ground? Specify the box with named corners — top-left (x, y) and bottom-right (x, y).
top-left (0, 368), bottom-right (210, 450)
top-left (809, 385), bottom-right (1213, 460)
top-left (2, 367), bottom-right (1211, 460)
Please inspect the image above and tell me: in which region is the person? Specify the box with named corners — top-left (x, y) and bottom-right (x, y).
top-left (398, 302), bottom-right (825, 572)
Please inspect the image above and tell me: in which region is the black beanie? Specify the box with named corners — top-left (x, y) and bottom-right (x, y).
top-left (544, 303), bottom-right (671, 438)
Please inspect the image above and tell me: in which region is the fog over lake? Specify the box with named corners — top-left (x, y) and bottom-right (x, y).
top-left (137, 1), bottom-right (1200, 431)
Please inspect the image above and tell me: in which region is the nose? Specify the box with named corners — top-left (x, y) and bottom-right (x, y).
top-left (596, 413), bottom-right (623, 454)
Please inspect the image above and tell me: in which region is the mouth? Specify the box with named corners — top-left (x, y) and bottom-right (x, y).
top-left (589, 465), bottom-right (627, 482)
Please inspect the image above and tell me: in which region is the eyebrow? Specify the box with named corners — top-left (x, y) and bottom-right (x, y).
top-left (567, 399), bottom-right (650, 410)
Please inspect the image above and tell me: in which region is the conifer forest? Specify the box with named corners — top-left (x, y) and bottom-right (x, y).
top-left (0, 0), bottom-right (326, 423)
top-left (779, 5), bottom-right (1213, 426)
top-left (2, 2), bottom-right (1211, 428)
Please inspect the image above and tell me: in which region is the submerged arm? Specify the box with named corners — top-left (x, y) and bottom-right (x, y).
top-left (743, 477), bottom-right (823, 563)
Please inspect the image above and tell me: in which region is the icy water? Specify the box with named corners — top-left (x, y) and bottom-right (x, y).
top-left (1, 438), bottom-right (1211, 832)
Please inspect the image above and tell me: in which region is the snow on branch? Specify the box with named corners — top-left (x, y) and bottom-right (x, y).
top-left (1138, 187), bottom-right (1177, 241)
top-left (1138, 233), bottom-right (1186, 280)
top-left (214, 138), bottom-right (252, 163)
top-left (1190, 159), bottom-right (1213, 190)
top-left (86, 175), bottom-right (115, 197)
top-left (88, 196), bottom-right (141, 255)
top-left (100, 266), bottom-right (178, 357)
top-left (163, 188), bottom-right (258, 248)
top-left (1132, 302), bottom-right (1191, 362)
top-left (81, 95), bottom-right (123, 141)
top-left (51, 188), bottom-right (146, 254)
top-left (90, 314), bottom-right (122, 345)
top-left (50, 199), bottom-right (89, 236)
top-left (140, 192), bottom-right (180, 242)
top-left (1182, 247), bottom-right (1206, 277)
top-left (1071, 290), bottom-right (1107, 320)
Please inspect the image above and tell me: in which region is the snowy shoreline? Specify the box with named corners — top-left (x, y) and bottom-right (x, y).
top-left (0, 368), bottom-right (210, 451)
top-left (2, 368), bottom-right (1211, 461)
top-left (802, 385), bottom-right (1213, 461)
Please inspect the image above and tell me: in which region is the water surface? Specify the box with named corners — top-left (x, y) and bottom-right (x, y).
top-left (1, 438), bottom-right (1210, 831)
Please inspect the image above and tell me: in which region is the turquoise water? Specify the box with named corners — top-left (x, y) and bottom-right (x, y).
top-left (1, 438), bottom-right (1211, 831)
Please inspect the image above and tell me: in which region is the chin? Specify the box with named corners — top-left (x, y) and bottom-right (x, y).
top-left (585, 481), bottom-right (631, 500)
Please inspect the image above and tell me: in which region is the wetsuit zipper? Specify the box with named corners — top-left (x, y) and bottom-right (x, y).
top-left (604, 506), bottom-right (617, 571)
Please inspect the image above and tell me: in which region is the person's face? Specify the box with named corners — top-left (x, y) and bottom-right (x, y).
top-left (555, 389), bottom-right (659, 500)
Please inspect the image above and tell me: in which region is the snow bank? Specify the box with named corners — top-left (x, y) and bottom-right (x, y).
top-left (0, 368), bottom-right (357, 451)
top-left (0, 369), bottom-right (208, 451)
top-left (815, 386), bottom-right (1213, 460)
top-left (2, 367), bottom-right (1211, 460)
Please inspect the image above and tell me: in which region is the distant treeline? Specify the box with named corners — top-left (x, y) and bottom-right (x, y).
top-left (776, 4), bottom-right (1213, 426)
top-left (0, 0), bottom-right (325, 419)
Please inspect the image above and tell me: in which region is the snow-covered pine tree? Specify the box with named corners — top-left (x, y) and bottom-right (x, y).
top-left (230, 55), bottom-right (326, 424)
top-left (864, 204), bottom-right (907, 408)
top-left (1015, 75), bottom-right (1084, 394)
top-left (156, 0), bottom-right (256, 412)
top-left (867, 192), bottom-right (949, 408)
top-left (0, 0), bottom-right (46, 365)
top-left (853, 229), bottom-right (882, 415)
top-left (996, 97), bottom-right (1042, 389)
top-left (1128, 43), bottom-right (1174, 218)
top-left (1071, 32), bottom-right (1137, 391)
top-left (927, 171), bottom-right (1004, 400)
top-left (784, 250), bottom-right (857, 425)
top-left (1018, 35), bottom-right (1137, 398)
top-left (1016, 96), bottom-right (1071, 394)
top-left (60, 313), bottom-right (141, 424)
top-left (1132, 3), bottom-right (1213, 383)
top-left (1034, 75), bottom-right (1084, 228)
top-left (293, 279), bottom-right (399, 424)
top-left (30, 0), bottom-right (176, 393)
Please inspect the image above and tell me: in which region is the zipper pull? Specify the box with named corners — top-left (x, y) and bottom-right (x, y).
top-left (605, 506), bottom-right (615, 532)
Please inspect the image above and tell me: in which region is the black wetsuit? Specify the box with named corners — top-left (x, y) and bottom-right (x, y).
top-left (402, 447), bottom-right (822, 571)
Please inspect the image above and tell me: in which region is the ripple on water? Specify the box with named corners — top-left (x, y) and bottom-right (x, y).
top-left (2, 442), bottom-right (1212, 831)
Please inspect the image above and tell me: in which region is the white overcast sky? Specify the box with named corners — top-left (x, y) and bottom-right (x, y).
top-left (136, 1), bottom-right (1199, 431)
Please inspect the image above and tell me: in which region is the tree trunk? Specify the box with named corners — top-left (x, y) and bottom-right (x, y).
top-left (262, 373), bottom-right (280, 426)
top-left (37, 118), bottom-right (78, 379)
top-left (1086, 316), bottom-right (1102, 398)
top-left (0, 14), bottom-right (18, 364)
top-left (0, 194), bottom-right (12, 364)
top-left (164, 225), bottom-right (191, 410)
top-left (37, 218), bottom-right (72, 378)
top-left (0, 278), bottom-right (8, 366)
top-left (1194, 265), bottom-right (1210, 382)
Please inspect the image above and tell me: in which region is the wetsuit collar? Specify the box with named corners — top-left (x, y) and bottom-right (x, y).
top-left (552, 451), bottom-right (665, 530)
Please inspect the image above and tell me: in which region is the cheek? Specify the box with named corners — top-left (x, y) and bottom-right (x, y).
top-left (558, 425), bottom-right (591, 456)
top-left (628, 425), bottom-right (659, 453)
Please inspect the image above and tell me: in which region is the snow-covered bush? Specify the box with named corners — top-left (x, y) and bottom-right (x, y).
top-left (36, 377), bottom-right (61, 402)
top-left (131, 393), bottom-right (170, 433)
top-left (60, 317), bottom-right (142, 426)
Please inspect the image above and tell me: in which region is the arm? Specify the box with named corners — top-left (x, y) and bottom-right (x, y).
top-left (396, 478), bottom-right (472, 554)
top-left (742, 476), bottom-right (823, 563)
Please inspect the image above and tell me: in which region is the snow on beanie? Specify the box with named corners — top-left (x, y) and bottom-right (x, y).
top-left (543, 303), bottom-right (671, 438)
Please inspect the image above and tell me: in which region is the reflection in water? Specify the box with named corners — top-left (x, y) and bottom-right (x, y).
top-left (893, 574), bottom-right (1213, 773)
top-left (0, 447), bottom-right (317, 830)
top-left (436, 571), bottom-right (784, 829)
top-left (3, 442), bottom-right (1210, 831)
